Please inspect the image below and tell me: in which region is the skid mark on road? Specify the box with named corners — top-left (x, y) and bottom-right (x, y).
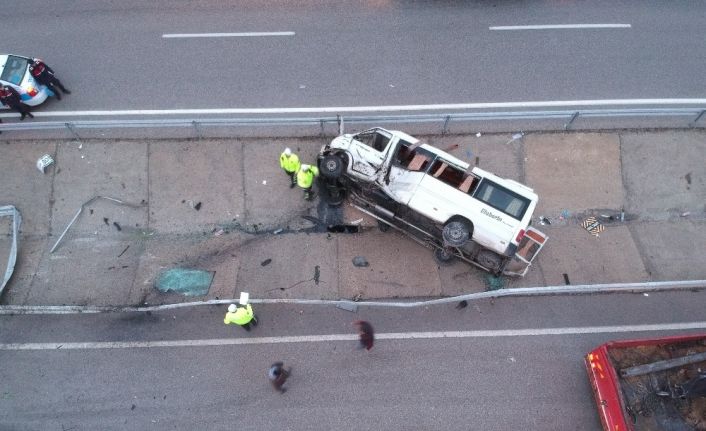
top-left (2, 322), bottom-right (706, 351)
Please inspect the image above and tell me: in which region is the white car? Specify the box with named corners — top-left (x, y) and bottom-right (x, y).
top-left (0, 54), bottom-right (51, 108)
top-left (319, 127), bottom-right (544, 273)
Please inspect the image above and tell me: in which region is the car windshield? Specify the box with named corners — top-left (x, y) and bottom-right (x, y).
top-left (0, 56), bottom-right (29, 85)
top-left (473, 179), bottom-right (530, 220)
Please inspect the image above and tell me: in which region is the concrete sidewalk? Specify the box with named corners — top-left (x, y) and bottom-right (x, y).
top-left (0, 130), bottom-right (705, 306)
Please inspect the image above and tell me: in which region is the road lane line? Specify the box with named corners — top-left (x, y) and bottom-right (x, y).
top-left (3, 322), bottom-right (706, 351)
top-left (162, 32), bottom-right (295, 38)
top-left (490, 24), bottom-right (631, 31)
top-left (1, 99), bottom-right (706, 118)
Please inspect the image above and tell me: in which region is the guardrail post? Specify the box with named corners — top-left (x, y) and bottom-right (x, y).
top-left (192, 120), bottom-right (202, 139)
top-left (65, 122), bottom-right (81, 141)
top-left (564, 111), bottom-right (579, 130)
top-left (442, 115), bottom-right (451, 135)
top-left (337, 115), bottom-right (344, 135)
top-left (691, 109), bottom-right (706, 128)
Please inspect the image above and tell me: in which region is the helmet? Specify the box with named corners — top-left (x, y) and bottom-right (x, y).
top-left (301, 164), bottom-right (310, 171)
top-left (283, 148), bottom-right (292, 156)
top-left (228, 304), bottom-right (237, 312)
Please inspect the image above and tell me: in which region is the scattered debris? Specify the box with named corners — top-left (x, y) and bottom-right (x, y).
top-left (352, 256), bottom-right (369, 267)
top-left (539, 216), bottom-right (551, 225)
top-left (352, 293), bottom-right (363, 301)
top-left (336, 302), bottom-right (359, 312)
top-left (560, 209), bottom-right (570, 220)
top-left (456, 300), bottom-right (468, 310)
top-left (50, 196), bottom-right (146, 253)
top-left (131, 404), bottom-right (136, 411)
top-left (314, 265), bottom-right (320, 285)
top-left (155, 268), bottom-right (214, 296)
top-left (262, 180), bottom-right (267, 185)
top-left (213, 228), bottom-right (224, 236)
top-left (349, 218), bottom-right (364, 226)
top-left (327, 224), bottom-right (359, 233)
top-left (36, 154), bottom-right (54, 173)
top-left (443, 143), bottom-right (459, 152)
top-left (484, 275), bottom-right (505, 291)
top-left (681, 212), bottom-right (691, 217)
top-left (113, 222), bottom-right (122, 231)
top-left (581, 216), bottom-right (605, 237)
top-left (261, 258), bottom-right (272, 267)
top-left (475, 132), bottom-right (482, 137)
top-left (118, 245), bottom-right (130, 257)
top-left (103, 217), bottom-right (109, 225)
top-left (504, 132), bottom-right (524, 145)
top-left (0, 206), bottom-right (21, 297)
top-left (185, 200), bottom-right (202, 210)
top-left (273, 228), bottom-right (283, 234)
top-left (643, 293), bottom-right (649, 297)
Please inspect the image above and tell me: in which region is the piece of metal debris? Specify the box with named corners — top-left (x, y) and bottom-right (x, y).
top-left (261, 258), bottom-right (272, 267)
top-left (50, 196), bottom-right (146, 253)
top-left (0, 206), bottom-right (21, 297)
top-left (113, 222), bottom-right (122, 231)
top-left (273, 228), bottom-right (283, 234)
top-left (335, 302), bottom-right (359, 313)
top-left (36, 154), bottom-right (54, 173)
top-left (118, 245), bottom-right (130, 257)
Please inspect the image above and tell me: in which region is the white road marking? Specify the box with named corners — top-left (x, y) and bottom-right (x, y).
top-left (3, 322), bottom-right (706, 351)
top-left (162, 32), bottom-right (295, 38)
top-left (490, 24), bottom-right (631, 31)
top-left (2, 99), bottom-right (706, 118)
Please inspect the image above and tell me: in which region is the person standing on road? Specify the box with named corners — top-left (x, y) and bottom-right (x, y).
top-left (297, 164), bottom-right (319, 201)
top-left (0, 85), bottom-right (34, 120)
top-left (268, 362), bottom-right (292, 393)
top-left (224, 303), bottom-right (258, 331)
top-left (29, 58), bottom-right (71, 100)
top-left (353, 320), bottom-right (375, 351)
top-left (279, 148), bottom-right (301, 188)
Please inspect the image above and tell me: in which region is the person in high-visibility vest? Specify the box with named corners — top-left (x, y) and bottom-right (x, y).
top-left (224, 303), bottom-right (258, 331)
top-left (279, 148), bottom-right (301, 189)
top-left (296, 164), bottom-right (319, 201)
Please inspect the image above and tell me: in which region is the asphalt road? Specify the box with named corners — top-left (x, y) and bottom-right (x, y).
top-left (3, 1), bottom-right (706, 113)
top-left (2, 290), bottom-right (706, 430)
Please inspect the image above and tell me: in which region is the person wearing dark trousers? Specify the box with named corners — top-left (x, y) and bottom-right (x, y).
top-left (0, 85), bottom-right (34, 120)
top-left (268, 362), bottom-right (291, 393)
top-left (29, 58), bottom-right (70, 100)
top-left (353, 320), bottom-right (375, 351)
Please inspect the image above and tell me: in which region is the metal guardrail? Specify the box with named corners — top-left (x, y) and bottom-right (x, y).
top-left (1, 280), bottom-right (704, 314)
top-left (0, 108), bottom-right (705, 138)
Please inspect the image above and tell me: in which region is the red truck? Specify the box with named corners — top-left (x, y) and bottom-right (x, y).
top-left (585, 333), bottom-right (706, 431)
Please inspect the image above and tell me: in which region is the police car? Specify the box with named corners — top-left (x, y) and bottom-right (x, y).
top-left (0, 54), bottom-right (51, 107)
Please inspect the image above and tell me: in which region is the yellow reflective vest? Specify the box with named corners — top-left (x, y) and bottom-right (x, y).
top-left (297, 166), bottom-right (319, 189)
top-left (280, 152), bottom-right (301, 174)
top-left (224, 304), bottom-right (254, 325)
